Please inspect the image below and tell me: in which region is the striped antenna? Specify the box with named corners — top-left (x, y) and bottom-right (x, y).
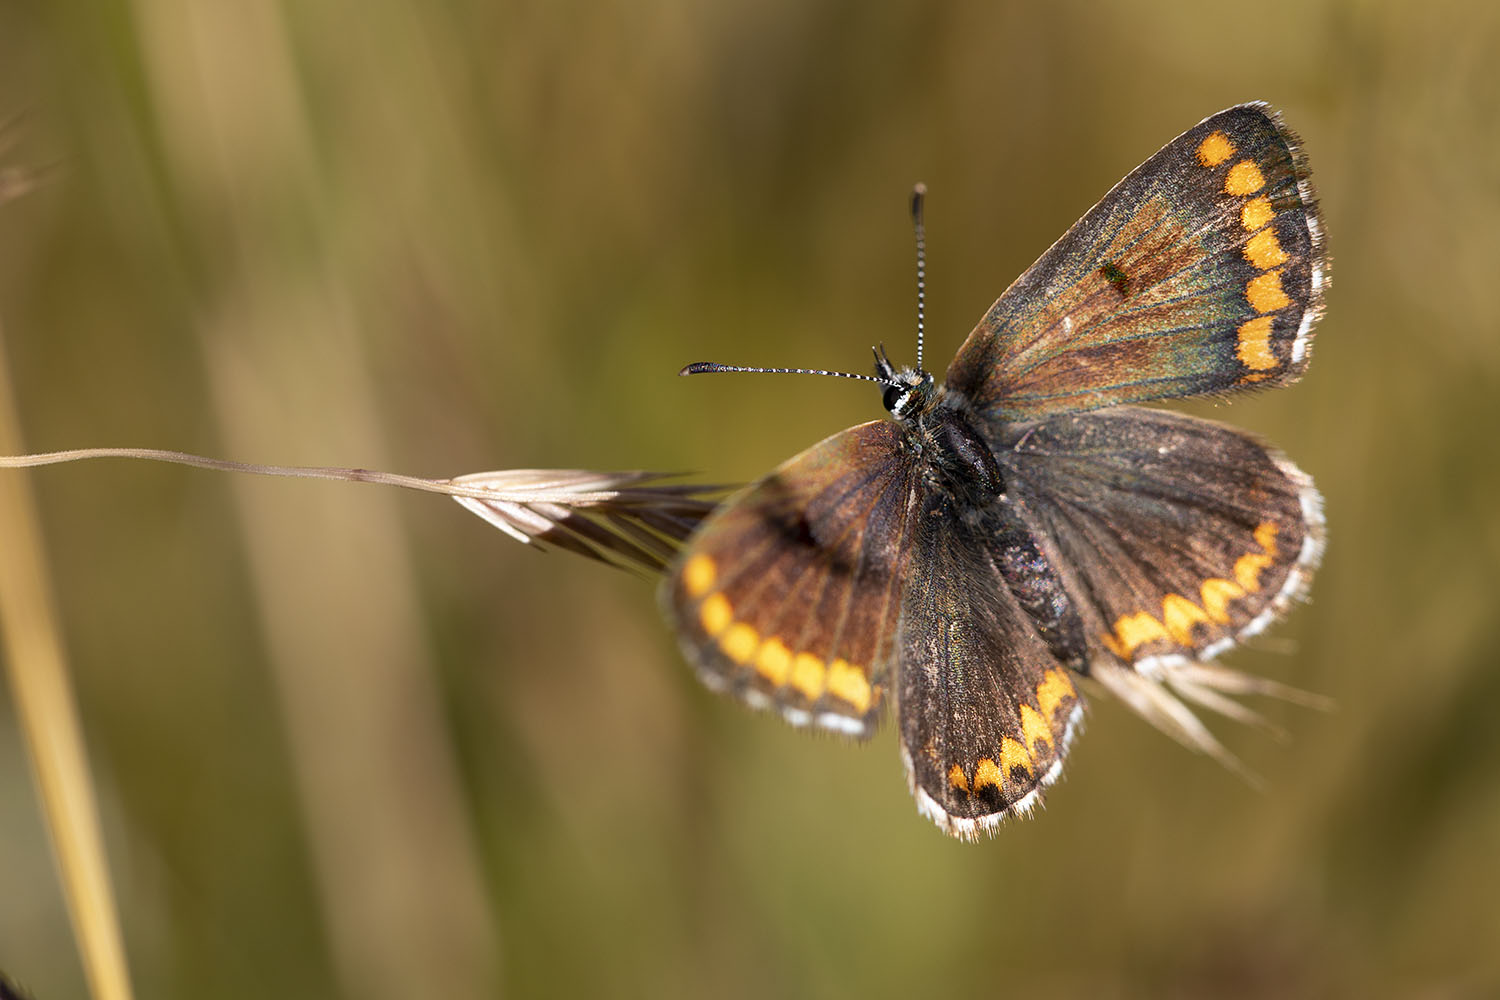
top-left (679, 184), bottom-right (934, 387)
top-left (678, 361), bottom-right (900, 387)
top-left (911, 182), bottom-right (928, 373)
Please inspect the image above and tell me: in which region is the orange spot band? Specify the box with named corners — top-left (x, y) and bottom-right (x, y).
top-left (1104, 522), bottom-right (1283, 658)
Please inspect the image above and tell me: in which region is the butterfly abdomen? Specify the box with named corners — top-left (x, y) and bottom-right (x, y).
top-left (914, 401), bottom-right (1090, 670)
top-left (991, 516), bottom-right (1090, 670)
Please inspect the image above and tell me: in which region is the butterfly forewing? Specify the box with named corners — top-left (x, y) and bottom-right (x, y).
top-left (999, 407), bottom-right (1324, 674)
top-left (945, 103), bottom-right (1325, 422)
top-left (663, 421), bottom-right (917, 736)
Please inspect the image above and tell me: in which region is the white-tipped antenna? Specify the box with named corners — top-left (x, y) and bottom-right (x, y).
top-left (911, 183), bottom-right (927, 373)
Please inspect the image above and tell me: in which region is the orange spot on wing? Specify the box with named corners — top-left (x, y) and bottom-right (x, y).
top-left (699, 593), bottom-right (732, 636)
top-left (1234, 551), bottom-right (1274, 592)
top-left (1236, 316), bottom-right (1278, 371)
top-left (719, 623), bottom-right (760, 664)
top-left (825, 659), bottom-right (872, 714)
top-left (1102, 612), bottom-right (1170, 658)
top-left (948, 763), bottom-right (970, 792)
top-left (973, 758), bottom-right (1003, 792)
top-left (998, 737), bottom-right (1034, 779)
top-left (682, 554), bottom-right (717, 597)
top-left (1226, 160), bottom-right (1266, 196)
top-left (1241, 196), bottom-right (1275, 232)
top-left (1162, 593), bottom-right (1212, 645)
top-left (1247, 269), bottom-right (1292, 313)
top-left (754, 638), bottom-right (792, 686)
top-left (1234, 524), bottom-right (1280, 591)
top-left (1036, 668), bottom-right (1077, 722)
top-left (1244, 228), bottom-right (1290, 270)
top-left (1197, 131), bottom-right (1236, 167)
top-left (1200, 578), bottom-right (1247, 623)
top-left (789, 653), bottom-right (826, 701)
top-left (1019, 704), bottom-right (1053, 755)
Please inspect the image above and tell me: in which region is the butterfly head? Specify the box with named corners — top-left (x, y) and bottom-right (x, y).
top-left (874, 343), bottom-right (935, 420)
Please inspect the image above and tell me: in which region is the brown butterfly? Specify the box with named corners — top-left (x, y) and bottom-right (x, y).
top-left (664, 103), bottom-right (1327, 840)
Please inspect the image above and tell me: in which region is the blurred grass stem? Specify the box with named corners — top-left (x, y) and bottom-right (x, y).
top-left (0, 328), bottom-right (135, 999)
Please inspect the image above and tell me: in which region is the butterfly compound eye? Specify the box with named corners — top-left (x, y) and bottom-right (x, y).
top-left (882, 385), bottom-right (904, 413)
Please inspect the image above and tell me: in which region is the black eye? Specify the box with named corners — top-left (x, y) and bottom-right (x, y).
top-left (882, 385), bottom-right (903, 412)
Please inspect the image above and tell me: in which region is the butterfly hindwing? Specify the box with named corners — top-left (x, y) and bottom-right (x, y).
top-left (662, 421), bottom-right (917, 736)
top-left (897, 492), bottom-right (1084, 840)
top-left (997, 406), bottom-right (1324, 674)
top-left (945, 103), bottom-right (1325, 422)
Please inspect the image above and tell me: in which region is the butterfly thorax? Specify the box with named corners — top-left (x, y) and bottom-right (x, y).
top-left (885, 371), bottom-right (1004, 508)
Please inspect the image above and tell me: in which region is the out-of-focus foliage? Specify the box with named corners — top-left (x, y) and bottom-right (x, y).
top-left (1, 2), bottom-right (1498, 997)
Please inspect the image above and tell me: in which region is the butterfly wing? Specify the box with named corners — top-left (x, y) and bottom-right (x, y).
top-left (945, 103), bottom-right (1326, 422)
top-left (897, 490), bottom-right (1085, 840)
top-left (662, 420), bottom-right (918, 737)
top-left (996, 406), bottom-right (1324, 747)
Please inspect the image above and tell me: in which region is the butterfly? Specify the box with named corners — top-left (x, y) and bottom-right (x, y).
top-left (662, 103), bottom-right (1327, 840)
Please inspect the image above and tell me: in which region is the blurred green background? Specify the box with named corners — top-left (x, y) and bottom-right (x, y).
top-left (2, 1), bottom-right (1498, 997)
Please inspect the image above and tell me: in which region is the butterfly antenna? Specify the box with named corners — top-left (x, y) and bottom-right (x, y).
top-left (679, 188), bottom-right (936, 390)
top-left (911, 182), bottom-right (928, 373)
top-left (678, 361), bottom-right (900, 387)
